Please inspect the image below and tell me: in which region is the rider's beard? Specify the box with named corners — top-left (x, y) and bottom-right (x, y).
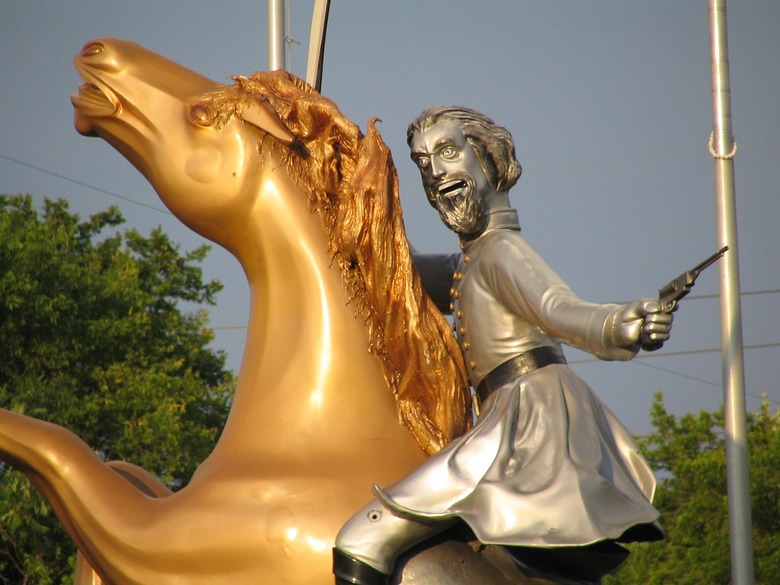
top-left (432, 173), bottom-right (489, 237)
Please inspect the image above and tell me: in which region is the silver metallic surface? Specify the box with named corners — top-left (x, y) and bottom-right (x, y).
top-left (337, 506), bottom-right (579, 585)
top-left (376, 226), bottom-right (660, 546)
top-left (337, 108), bottom-right (670, 582)
top-left (267, 0), bottom-right (285, 71)
top-left (708, 1), bottom-right (754, 583)
top-left (451, 225), bottom-right (633, 388)
top-left (336, 499), bottom-right (448, 574)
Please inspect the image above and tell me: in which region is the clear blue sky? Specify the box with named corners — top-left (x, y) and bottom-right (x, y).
top-left (1, 1), bottom-right (778, 436)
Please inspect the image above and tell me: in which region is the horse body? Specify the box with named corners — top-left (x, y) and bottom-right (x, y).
top-left (0, 38), bottom-right (550, 585)
top-left (0, 38), bottom-right (439, 584)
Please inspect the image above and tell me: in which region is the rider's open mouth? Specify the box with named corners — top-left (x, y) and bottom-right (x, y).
top-left (438, 180), bottom-right (467, 199)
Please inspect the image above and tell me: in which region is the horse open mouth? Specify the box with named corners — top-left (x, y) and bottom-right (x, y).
top-left (71, 75), bottom-right (121, 136)
top-left (71, 80), bottom-right (118, 116)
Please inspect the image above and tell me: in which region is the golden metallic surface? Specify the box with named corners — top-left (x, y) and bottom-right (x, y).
top-left (0, 38), bottom-right (474, 584)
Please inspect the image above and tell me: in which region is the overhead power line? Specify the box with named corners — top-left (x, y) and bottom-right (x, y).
top-left (570, 342), bottom-right (780, 406)
top-left (4, 152), bottom-right (779, 400)
top-left (569, 341), bottom-right (780, 367)
top-left (533, 142), bottom-right (780, 171)
top-left (0, 153), bottom-right (170, 215)
top-left (4, 143), bottom-right (780, 215)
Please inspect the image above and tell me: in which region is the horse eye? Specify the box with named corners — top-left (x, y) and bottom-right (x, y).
top-left (189, 102), bottom-right (215, 126)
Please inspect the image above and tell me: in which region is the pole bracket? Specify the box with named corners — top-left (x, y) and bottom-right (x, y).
top-left (708, 132), bottom-right (738, 159)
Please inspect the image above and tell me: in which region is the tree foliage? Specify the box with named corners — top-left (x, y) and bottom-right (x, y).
top-left (0, 195), bottom-right (235, 584)
top-left (605, 392), bottom-right (780, 584)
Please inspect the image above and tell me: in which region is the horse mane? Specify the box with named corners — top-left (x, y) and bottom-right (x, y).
top-left (201, 70), bottom-right (471, 454)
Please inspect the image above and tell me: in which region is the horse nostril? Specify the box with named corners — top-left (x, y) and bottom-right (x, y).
top-left (81, 42), bottom-right (104, 57)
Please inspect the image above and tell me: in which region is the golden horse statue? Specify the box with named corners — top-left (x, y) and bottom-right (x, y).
top-left (1, 38), bottom-right (554, 584)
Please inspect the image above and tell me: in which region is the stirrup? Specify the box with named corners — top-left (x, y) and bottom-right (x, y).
top-left (333, 548), bottom-right (389, 585)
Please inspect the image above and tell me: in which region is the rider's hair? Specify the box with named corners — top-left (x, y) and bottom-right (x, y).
top-left (407, 106), bottom-right (522, 193)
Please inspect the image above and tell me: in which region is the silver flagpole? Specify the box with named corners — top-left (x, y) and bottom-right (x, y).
top-left (267, 0), bottom-right (286, 71)
top-left (708, 2), bottom-right (754, 583)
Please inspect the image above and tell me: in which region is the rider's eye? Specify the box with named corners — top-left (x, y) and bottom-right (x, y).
top-left (416, 157), bottom-right (430, 169)
top-left (440, 146), bottom-right (457, 160)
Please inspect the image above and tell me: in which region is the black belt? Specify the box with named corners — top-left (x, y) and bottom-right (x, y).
top-left (476, 346), bottom-right (567, 401)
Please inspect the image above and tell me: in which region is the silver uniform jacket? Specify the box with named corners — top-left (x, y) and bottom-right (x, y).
top-left (452, 226), bottom-right (636, 388)
top-left (377, 223), bottom-right (660, 547)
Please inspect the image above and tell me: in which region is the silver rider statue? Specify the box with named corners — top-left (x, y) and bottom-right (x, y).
top-left (333, 106), bottom-right (673, 585)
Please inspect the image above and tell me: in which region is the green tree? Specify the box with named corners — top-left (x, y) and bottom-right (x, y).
top-left (0, 195), bottom-right (235, 584)
top-left (605, 393), bottom-right (780, 584)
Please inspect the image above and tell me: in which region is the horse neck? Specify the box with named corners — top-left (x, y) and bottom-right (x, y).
top-left (211, 155), bottom-right (415, 460)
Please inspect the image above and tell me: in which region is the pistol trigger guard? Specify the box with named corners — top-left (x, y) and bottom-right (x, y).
top-left (640, 331), bottom-right (664, 352)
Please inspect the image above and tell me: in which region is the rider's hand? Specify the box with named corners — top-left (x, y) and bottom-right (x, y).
top-left (615, 299), bottom-right (674, 351)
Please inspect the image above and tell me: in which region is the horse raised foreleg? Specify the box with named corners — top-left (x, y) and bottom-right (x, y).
top-left (0, 409), bottom-right (173, 583)
top-left (0, 411), bottom-right (247, 583)
top-left (0, 408), bottom-right (341, 584)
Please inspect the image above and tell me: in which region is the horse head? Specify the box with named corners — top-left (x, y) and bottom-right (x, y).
top-left (72, 38), bottom-right (303, 249)
top-left (72, 37), bottom-right (471, 456)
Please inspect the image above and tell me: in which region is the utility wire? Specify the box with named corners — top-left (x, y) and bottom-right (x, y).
top-left (4, 152), bottom-right (779, 402)
top-left (533, 142), bottom-right (780, 170)
top-left (10, 151), bottom-right (779, 310)
top-left (0, 153), bottom-right (171, 215)
top-left (569, 342), bottom-right (780, 365)
top-left (4, 143), bottom-right (780, 215)
top-left (570, 342), bottom-right (780, 407)
top-left (631, 358), bottom-right (779, 407)
top-left (210, 292), bottom-right (780, 331)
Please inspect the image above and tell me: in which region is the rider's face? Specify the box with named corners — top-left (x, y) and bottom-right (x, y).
top-left (410, 121), bottom-right (490, 237)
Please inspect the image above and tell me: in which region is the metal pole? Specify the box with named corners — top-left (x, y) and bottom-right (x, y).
top-left (306, 0), bottom-right (331, 91)
top-left (708, 2), bottom-right (754, 583)
top-left (267, 0), bottom-right (286, 71)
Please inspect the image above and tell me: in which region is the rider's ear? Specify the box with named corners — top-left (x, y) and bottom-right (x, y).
top-left (241, 97), bottom-right (308, 158)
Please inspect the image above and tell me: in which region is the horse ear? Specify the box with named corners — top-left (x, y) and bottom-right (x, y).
top-left (241, 97), bottom-right (309, 158)
top-left (241, 97), bottom-right (295, 144)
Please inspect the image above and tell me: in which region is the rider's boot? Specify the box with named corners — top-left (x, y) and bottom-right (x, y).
top-left (333, 494), bottom-right (446, 585)
top-left (333, 548), bottom-right (389, 585)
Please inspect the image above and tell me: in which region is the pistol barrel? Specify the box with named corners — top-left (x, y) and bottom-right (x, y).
top-left (692, 245), bottom-right (729, 275)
